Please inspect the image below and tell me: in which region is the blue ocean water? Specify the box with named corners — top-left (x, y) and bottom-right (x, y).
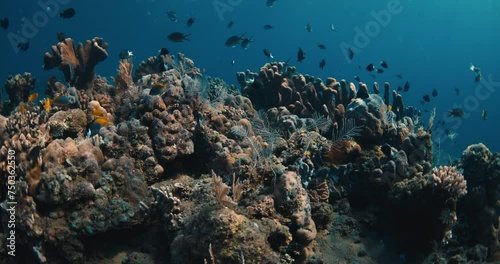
top-left (1, 0), bottom-right (499, 159)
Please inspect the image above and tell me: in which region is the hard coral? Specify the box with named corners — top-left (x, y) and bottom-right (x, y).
top-left (44, 37), bottom-right (108, 90)
top-left (430, 165), bottom-right (467, 198)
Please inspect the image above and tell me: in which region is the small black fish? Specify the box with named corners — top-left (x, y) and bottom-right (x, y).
top-left (422, 94), bottom-right (431, 103)
top-left (0, 18), bottom-right (8, 29)
top-left (297, 47), bottom-right (305, 62)
top-left (317, 44), bottom-right (326, 50)
top-left (376, 69), bottom-right (384, 74)
top-left (186, 17), bottom-right (195, 27)
top-left (263, 48), bottom-right (273, 59)
top-left (371, 74), bottom-right (376, 79)
top-left (354, 76), bottom-right (360, 82)
top-left (348, 47), bottom-right (354, 60)
top-left (266, 0), bottom-right (278, 7)
top-left (432, 88), bottom-right (438, 97)
top-left (168, 32), bottom-right (191, 42)
top-left (263, 24), bottom-right (273, 30)
top-left (475, 72), bottom-right (482, 82)
top-left (225, 32), bottom-right (246, 47)
top-left (397, 86), bottom-right (402, 91)
top-left (482, 109), bottom-right (487, 120)
top-left (119, 49), bottom-right (133, 60)
top-left (403, 81), bottom-right (410, 92)
top-left (227, 21), bottom-right (234, 28)
top-left (319, 59), bottom-right (326, 69)
top-left (396, 73), bottom-right (403, 79)
top-left (240, 36), bottom-right (253, 49)
top-left (454, 87), bottom-right (460, 96)
top-left (305, 23), bottom-right (312, 32)
top-left (366, 64), bottom-right (375, 72)
top-left (17, 40), bottom-right (29, 51)
top-left (380, 61), bottom-right (388, 68)
top-left (56, 32), bottom-right (65, 42)
top-left (159, 48), bottom-right (170, 56)
top-left (60, 8), bottom-right (75, 19)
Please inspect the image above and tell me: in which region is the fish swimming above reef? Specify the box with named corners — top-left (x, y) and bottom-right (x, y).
top-left (397, 86), bottom-right (402, 91)
top-left (51, 95), bottom-right (71, 107)
top-left (380, 61), bottom-right (388, 68)
top-left (0, 18), bottom-right (9, 29)
top-left (57, 32), bottom-right (65, 42)
top-left (403, 81), bottom-right (410, 92)
top-left (225, 32), bottom-right (246, 47)
top-left (454, 87), bottom-right (460, 95)
top-left (319, 59), bottom-right (326, 69)
top-left (396, 73), bottom-right (403, 79)
top-left (317, 44), bottom-right (326, 50)
top-left (447, 108), bottom-right (464, 118)
top-left (186, 17), bottom-right (195, 27)
top-left (159, 48), bottom-right (170, 56)
top-left (470, 63), bottom-right (482, 82)
top-left (432, 88), bottom-right (438, 97)
top-left (60, 8), bottom-right (75, 19)
top-left (266, 0), bottom-right (278, 7)
top-left (168, 32), bottom-right (191, 42)
top-left (348, 47), bottom-right (354, 60)
top-left (354, 76), bottom-right (360, 82)
top-left (376, 69), bottom-right (384, 74)
top-left (365, 64), bottom-right (375, 72)
top-left (263, 24), bottom-right (273, 30)
top-left (305, 23), bottom-right (312, 32)
top-left (119, 49), bottom-right (133, 60)
top-left (330, 24), bottom-right (338, 31)
top-left (240, 37), bottom-right (253, 49)
top-left (18, 40), bottom-right (29, 51)
top-left (263, 48), bottom-right (273, 59)
top-left (422, 94), bottom-right (430, 103)
top-left (28, 93), bottom-right (38, 102)
top-left (165, 9), bottom-right (177, 22)
top-left (227, 21), bottom-right (234, 28)
top-left (297, 47), bottom-right (305, 62)
top-left (475, 72), bottom-right (482, 83)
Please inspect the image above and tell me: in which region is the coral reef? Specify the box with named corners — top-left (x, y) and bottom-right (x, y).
top-left (1, 51), bottom-right (497, 264)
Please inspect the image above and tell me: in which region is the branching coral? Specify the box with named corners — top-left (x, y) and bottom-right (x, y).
top-left (429, 165), bottom-right (467, 198)
top-left (43, 37), bottom-right (108, 90)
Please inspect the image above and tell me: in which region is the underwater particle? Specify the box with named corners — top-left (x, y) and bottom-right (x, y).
top-left (263, 48), bottom-right (273, 59)
top-left (231, 60), bottom-right (235, 66)
top-left (225, 32), bottom-right (246, 47)
top-left (447, 108), bottom-right (464, 118)
top-left (0, 18), bottom-right (8, 29)
top-left (227, 20), bottom-right (234, 28)
top-left (168, 32), bottom-right (191, 42)
top-left (330, 24), bottom-right (338, 31)
top-left (186, 17), bottom-right (195, 27)
top-left (380, 61), bottom-right (388, 68)
top-left (319, 58), bottom-right (326, 69)
top-left (365, 63), bottom-right (375, 72)
top-left (422, 94), bottom-right (430, 103)
top-left (240, 36), bottom-right (253, 49)
top-left (317, 44), bottom-right (326, 50)
top-left (60, 8), bottom-right (75, 19)
top-left (297, 47), bottom-right (305, 62)
top-left (263, 24), bottom-right (273, 30)
top-left (305, 23), bottom-right (312, 32)
top-left (348, 47), bottom-right (354, 60)
top-left (432, 88), bottom-right (438, 97)
top-left (396, 73), bottom-right (403, 79)
top-left (403, 81), bottom-right (410, 92)
top-left (165, 9), bottom-right (177, 22)
top-left (482, 109), bottom-right (487, 120)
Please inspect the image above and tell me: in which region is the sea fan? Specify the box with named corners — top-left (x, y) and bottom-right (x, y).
top-left (331, 118), bottom-right (363, 150)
